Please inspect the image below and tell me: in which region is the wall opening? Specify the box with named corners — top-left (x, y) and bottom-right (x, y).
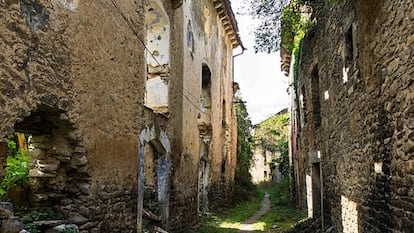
top-left (145, 0), bottom-right (171, 114)
top-left (198, 64), bottom-right (212, 128)
top-left (138, 127), bottom-right (171, 232)
top-left (343, 22), bottom-right (357, 83)
top-left (1, 106), bottom-right (90, 219)
top-left (221, 159), bottom-right (226, 177)
top-left (198, 64), bottom-right (212, 215)
top-left (311, 162), bottom-right (321, 218)
top-left (345, 26), bottom-right (353, 69)
top-left (311, 65), bottom-right (321, 128)
top-left (143, 143), bottom-right (159, 219)
top-left (198, 136), bottom-right (210, 215)
top-left (300, 86), bottom-right (307, 127)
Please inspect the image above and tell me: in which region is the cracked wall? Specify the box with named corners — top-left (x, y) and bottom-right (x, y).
top-left (1, 0), bottom-right (239, 231)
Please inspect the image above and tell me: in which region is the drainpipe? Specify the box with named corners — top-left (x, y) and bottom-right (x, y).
top-left (232, 46), bottom-right (246, 84)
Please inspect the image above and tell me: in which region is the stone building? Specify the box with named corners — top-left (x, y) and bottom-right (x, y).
top-left (285, 0), bottom-right (414, 232)
top-left (250, 148), bottom-right (281, 184)
top-left (0, 0), bottom-right (242, 232)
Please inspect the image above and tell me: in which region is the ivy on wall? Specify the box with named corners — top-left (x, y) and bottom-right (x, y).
top-left (235, 99), bottom-right (254, 189)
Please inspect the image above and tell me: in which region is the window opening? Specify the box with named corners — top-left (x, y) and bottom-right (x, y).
top-left (145, 0), bottom-right (171, 114)
top-left (311, 65), bottom-right (321, 128)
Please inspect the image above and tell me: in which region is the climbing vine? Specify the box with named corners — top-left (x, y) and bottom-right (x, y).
top-left (242, 0), bottom-right (314, 53)
top-left (234, 98), bottom-right (254, 195)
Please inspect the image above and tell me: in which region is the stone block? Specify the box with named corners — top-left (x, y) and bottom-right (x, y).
top-left (406, 160), bottom-right (414, 174)
top-left (29, 169), bottom-right (56, 178)
top-left (37, 161), bottom-right (59, 172)
top-left (31, 142), bottom-right (52, 150)
top-left (45, 224), bottom-right (79, 233)
top-left (31, 193), bottom-right (49, 202)
top-left (29, 148), bottom-right (46, 159)
top-left (79, 183), bottom-right (90, 195)
top-left (70, 155), bottom-right (88, 166)
top-left (68, 214), bottom-right (88, 225)
top-left (29, 135), bottom-right (51, 143)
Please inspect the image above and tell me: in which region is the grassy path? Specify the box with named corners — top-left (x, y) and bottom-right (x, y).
top-left (192, 181), bottom-right (306, 233)
top-left (239, 192), bottom-right (271, 232)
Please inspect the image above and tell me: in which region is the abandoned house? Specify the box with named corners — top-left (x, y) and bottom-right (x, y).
top-left (250, 148), bottom-right (282, 184)
top-left (284, 0), bottom-right (414, 232)
top-left (0, 0), bottom-right (242, 232)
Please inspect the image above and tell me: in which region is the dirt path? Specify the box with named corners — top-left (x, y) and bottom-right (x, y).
top-left (239, 192), bottom-right (271, 232)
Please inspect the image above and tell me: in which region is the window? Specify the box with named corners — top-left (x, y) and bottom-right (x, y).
top-left (311, 65), bottom-right (321, 128)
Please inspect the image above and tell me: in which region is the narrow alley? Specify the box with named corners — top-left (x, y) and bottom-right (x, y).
top-left (0, 0), bottom-right (413, 233)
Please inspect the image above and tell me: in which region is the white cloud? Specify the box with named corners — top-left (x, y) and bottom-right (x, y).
top-left (232, 2), bottom-right (289, 124)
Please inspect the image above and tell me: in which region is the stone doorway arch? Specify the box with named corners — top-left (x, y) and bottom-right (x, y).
top-left (137, 125), bottom-right (171, 232)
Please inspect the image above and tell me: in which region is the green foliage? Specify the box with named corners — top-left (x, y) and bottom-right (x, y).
top-left (234, 98), bottom-right (254, 192)
top-left (63, 226), bottom-right (78, 233)
top-left (21, 209), bottom-right (58, 223)
top-left (0, 139), bottom-right (30, 196)
top-left (254, 111), bottom-right (290, 177)
top-left (190, 188), bottom-right (264, 233)
top-left (243, 0), bottom-right (314, 53)
top-left (21, 208), bottom-right (63, 233)
top-left (256, 182), bottom-right (306, 232)
top-left (24, 223), bottom-right (40, 233)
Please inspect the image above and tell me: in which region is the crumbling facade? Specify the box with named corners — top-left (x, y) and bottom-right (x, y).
top-left (0, 0), bottom-right (242, 232)
top-left (250, 148), bottom-right (281, 184)
top-left (287, 0), bottom-right (414, 232)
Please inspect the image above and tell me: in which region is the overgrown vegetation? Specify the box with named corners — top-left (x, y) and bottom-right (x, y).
top-left (190, 189), bottom-right (264, 233)
top-left (234, 97), bottom-right (255, 201)
top-left (256, 181), bottom-right (306, 232)
top-left (0, 138), bottom-right (30, 197)
top-left (254, 111), bottom-right (290, 177)
top-left (191, 182), bottom-right (305, 233)
top-left (242, 0), bottom-right (314, 53)
top-left (20, 208), bottom-right (64, 233)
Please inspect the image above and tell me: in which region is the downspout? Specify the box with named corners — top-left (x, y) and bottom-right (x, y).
top-left (232, 46), bottom-right (246, 82)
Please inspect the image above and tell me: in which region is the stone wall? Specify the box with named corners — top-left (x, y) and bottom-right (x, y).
top-left (1, 0), bottom-right (145, 231)
top-left (1, 0), bottom-right (239, 231)
top-left (295, 0), bottom-right (414, 232)
top-left (168, 0), bottom-right (239, 229)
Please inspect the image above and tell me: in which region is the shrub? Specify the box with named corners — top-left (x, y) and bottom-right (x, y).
top-left (0, 139), bottom-right (30, 196)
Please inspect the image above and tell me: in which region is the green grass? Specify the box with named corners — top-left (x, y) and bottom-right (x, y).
top-left (255, 180), bottom-right (307, 232)
top-left (191, 180), bottom-right (306, 233)
top-left (190, 189), bottom-right (264, 233)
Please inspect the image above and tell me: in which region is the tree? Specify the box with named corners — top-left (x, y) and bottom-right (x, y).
top-left (234, 98), bottom-right (254, 190)
top-left (242, 0), bottom-right (313, 53)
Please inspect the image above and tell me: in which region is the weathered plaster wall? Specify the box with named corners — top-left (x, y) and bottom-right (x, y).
top-left (1, 0), bottom-right (146, 231)
top-left (250, 148), bottom-right (274, 184)
top-left (167, 0), bottom-right (238, 229)
top-left (296, 0), bottom-right (414, 232)
top-left (1, 0), bottom-right (238, 231)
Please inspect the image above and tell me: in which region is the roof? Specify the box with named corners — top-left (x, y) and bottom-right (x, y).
top-left (212, 0), bottom-right (244, 49)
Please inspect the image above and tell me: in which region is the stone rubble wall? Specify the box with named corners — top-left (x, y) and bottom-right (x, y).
top-left (1, 0), bottom-right (145, 232)
top-left (296, 0), bottom-right (414, 232)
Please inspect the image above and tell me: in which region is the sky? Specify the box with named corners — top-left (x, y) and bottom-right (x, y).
top-left (231, 1), bottom-right (290, 125)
